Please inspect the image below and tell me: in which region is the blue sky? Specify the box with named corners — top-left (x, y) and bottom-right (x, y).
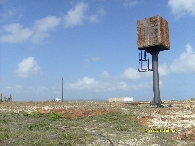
top-left (0, 0), bottom-right (195, 101)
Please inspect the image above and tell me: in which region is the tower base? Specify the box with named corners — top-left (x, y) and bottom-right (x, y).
top-left (150, 99), bottom-right (164, 108)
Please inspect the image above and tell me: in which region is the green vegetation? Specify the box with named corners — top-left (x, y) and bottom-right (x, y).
top-left (22, 112), bottom-right (29, 116)
top-left (0, 102), bottom-right (194, 145)
top-left (49, 112), bottom-right (61, 121)
top-left (0, 108), bottom-right (144, 145)
top-left (31, 111), bottom-right (42, 117)
top-left (3, 133), bottom-right (9, 139)
top-left (26, 121), bottom-right (51, 131)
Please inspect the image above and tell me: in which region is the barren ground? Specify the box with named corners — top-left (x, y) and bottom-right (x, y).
top-left (0, 100), bottom-right (195, 145)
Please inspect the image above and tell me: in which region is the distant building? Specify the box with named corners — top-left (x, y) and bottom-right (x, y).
top-left (108, 97), bottom-right (133, 102)
top-left (52, 98), bottom-right (61, 102)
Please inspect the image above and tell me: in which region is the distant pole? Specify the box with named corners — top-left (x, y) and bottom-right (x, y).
top-left (62, 77), bottom-right (63, 102)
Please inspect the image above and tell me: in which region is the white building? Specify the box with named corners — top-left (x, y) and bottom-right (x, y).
top-left (52, 98), bottom-right (61, 102)
top-left (108, 97), bottom-right (133, 102)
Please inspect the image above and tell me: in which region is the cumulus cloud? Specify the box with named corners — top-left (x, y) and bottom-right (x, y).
top-left (89, 15), bottom-right (99, 23)
top-left (121, 44), bottom-right (195, 81)
top-left (158, 63), bottom-right (169, 76)
top-left (129, 80), bottom-right (163, 90)
top-left (0, 15), bottom-right (60, 44)
top-left (31, 15), bottom-right (61, 43)
top-left (100, 71), bottom-right (109, 78)
top-left (170, 44), bottom-right (195, 73)
top-left (89, 7), bottom-right (106, 23)
top-left (1, 3), bottom-right (105, 44)
top-left (64, 2), bottom-right (88, 28)
top-left (116, 82), bottom-right (128, 90)
top-left (16, 57), bottom-right (42, 78)
top-left (121, 62), bottom-right (170, 80)
top-left (168, 0), bottom-right (195, 17)
top-left (130, 81), bottom-right (152, 89)
top-left (67, 77), bottom-right (99, 91)
top-left (0, 23), bottom-right (32, 43)
top-left (67, 76), bottom-right (128, 92)
top-left (120, 67), bottom-right (152, 80)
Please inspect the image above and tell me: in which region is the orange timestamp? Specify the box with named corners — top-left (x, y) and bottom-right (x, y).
top-left (145, 128), bottom-right (176, 133)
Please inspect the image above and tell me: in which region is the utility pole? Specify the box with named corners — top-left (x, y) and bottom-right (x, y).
top-left (62, 77), bottom-right (63, 102)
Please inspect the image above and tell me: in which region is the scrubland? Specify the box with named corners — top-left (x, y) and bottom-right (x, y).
top-left (0, 100), bottom-right (195, 146)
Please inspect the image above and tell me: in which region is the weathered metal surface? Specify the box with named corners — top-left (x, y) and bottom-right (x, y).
top-left (137, 15), bottom-right (170, 51)
top-left (151, 50), bottom-right (162, 106)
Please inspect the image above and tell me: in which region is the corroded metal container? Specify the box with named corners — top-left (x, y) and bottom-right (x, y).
top-left (137, 15), bottom-right (170, 51)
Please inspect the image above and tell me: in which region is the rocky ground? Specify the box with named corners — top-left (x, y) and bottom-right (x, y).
top-left (0, 100), bottom-right (195, 145)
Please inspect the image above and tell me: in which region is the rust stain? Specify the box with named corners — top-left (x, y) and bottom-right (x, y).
top-left (35, 108), bottom-right (114, 119)
top-left (175, 128), bottom-right (195, 141)
top-left (137, 15), bottom-right (170, 50)
top-left (138, 116), bottom-right (153, 127)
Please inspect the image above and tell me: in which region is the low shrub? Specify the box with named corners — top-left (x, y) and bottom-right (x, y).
top-left (31, 111), bottom-right (41, 117)
top-left (49, 112), bottom-right (61, 121)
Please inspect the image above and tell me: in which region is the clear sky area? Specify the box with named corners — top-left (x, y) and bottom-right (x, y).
top-left (0, 0), bottom-right (195, 101)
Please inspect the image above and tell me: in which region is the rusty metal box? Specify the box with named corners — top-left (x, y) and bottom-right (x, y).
top-left (137, 15), bottom-right (170, 51)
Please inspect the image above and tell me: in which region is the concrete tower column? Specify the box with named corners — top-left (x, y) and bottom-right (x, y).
top-left (151, 49), bottom-right (162, 106)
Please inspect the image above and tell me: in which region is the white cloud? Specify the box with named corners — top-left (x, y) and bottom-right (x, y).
top-left (130, 81), bottom-right (152, 89)
top-left (159, 63), bottom-right (169, 76)
top-left (120, 67), bottom-right (152, 80)
top-left (121, 62), bottom-right (169, 81)
top-left (159, 80), bottom-right (163, 88)
top-left (0, 15), bottom-right (61, 44)
top-left (32, 15), bottom-right (61, 43)
top-left (121, 44), bottom-right (195, 81)
top-left (129, 80), bottom-right (162, 90)
top-left (0, 23), bottom-right (32, 43)
top-left (168, 0), bottom-right (195, 17)
top-left (64, 2), bottom-right (88, 28)
top-left (67, 76), bottom-right (128, 92)
top-left (116, 81), bottom-right (127, 90)
top-left (89, 14), bottom-right (99, 23)
top-left (16, 57), bottom-right (42, 78)
top-left (97, 7), bottom-right (106, 15)
top-left (170, 44), bottom-right (195, 73)
top-left (89, 7), bottom-right (106, 23)
top-left (67, 77), bottom-right (98, 90)
top-left (100, 71), bottom-right (109, 78)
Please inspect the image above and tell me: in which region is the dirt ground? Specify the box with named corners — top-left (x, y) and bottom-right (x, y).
top-left (0, 100), bottom-right (195, 145)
